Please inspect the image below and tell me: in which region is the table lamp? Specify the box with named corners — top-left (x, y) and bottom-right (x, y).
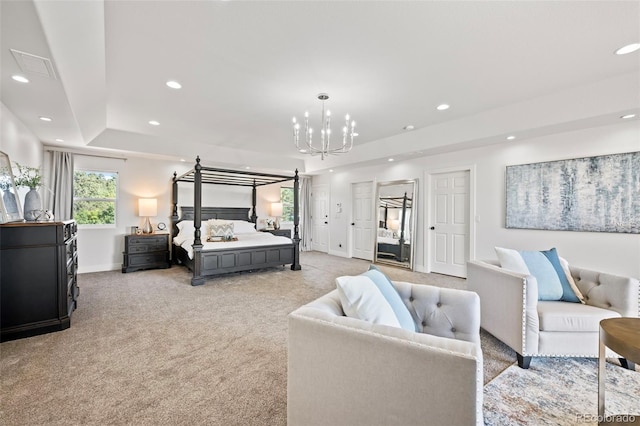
top-left (271, 202), bottom-right (283, 230)
top-left (139, 198), bottom-right (157, 234)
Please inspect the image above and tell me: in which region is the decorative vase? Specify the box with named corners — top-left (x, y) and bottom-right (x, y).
top-left (23, 187), bottom-right (42, 221)
top-left (3, 189), bottom-right (18, 215)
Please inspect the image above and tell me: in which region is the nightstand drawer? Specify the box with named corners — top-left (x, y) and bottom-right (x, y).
top-left (128, 243), bottom-right (166, 254)
top-left (128, 253), bottom-right (168, 266)
top-left (261, 229), bottom-right (291, 238)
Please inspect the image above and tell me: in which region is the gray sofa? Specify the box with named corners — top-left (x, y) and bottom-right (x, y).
top-left (467, 260), bottom-right (639, 369)
top-left (287, 281), bottom-right (484, 426)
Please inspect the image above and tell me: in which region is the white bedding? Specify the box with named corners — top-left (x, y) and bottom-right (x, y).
top-left (176, 232), bottom-right (292, 259)
top-left (378, 236), bottom-right (400, 245)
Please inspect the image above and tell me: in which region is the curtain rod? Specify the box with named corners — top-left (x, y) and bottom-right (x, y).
top-left (46, 148), bottom-right (127, 161)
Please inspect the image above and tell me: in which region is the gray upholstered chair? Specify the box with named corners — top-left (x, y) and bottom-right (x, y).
top-left (287, 281), bottom-right (484, 426)
top-left (467, 260), bottom-right (639, 369)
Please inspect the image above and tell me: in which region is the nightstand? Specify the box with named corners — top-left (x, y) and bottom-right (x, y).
top-left (261, 228), bottom-right (291, 238)
top-left (122, 233), bottom-right (170, 273)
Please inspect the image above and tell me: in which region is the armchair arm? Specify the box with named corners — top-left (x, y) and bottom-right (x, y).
top-left (467, 260), bottom-right (539, 355)
top-left (288, 305), bottom-right (483, 426)
top-left (570, 266), bottom-right (639, 317)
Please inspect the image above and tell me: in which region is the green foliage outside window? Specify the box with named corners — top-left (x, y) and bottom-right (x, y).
top-left (73, 170), bottom-right (117, 225)
top-left (281, 187), bottom-right (294, 223)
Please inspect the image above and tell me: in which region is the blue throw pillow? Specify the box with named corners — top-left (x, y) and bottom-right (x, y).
top-left (362, 265), bottom-right (417, 332)
top-left (540, 248), bottom-right (581, 303)
top-left (519, 251), bottom-right (563, 301)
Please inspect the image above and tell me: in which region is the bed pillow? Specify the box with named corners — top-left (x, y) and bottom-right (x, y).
top-left (336, 275), bottom-right (401, 328)
top-left (176, 220), bottom-right (194, 232)
top-left (231, 220), bottom-right (257, 234)
top-left (209, 222), bottom-right (234, 238)
top-left (362, 265), bottom-right (417, 332)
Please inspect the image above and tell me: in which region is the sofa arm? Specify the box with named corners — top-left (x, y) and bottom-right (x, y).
top-left (467, 260), bottom-right (540, 355)
top-left (287, 306), bottom-right (483, 426)
top-left (570, 266), bottom-right (639, 317)
top-left (393, 281), bottom-right (481, 344)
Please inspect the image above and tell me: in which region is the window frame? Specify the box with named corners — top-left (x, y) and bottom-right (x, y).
top-left (73, 169), bottom-right (119, 229)
top-left (280, 186), bottom-right (295, 224)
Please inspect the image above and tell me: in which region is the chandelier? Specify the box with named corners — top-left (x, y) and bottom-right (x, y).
top-left (292, 93), bottom-right (356, 160)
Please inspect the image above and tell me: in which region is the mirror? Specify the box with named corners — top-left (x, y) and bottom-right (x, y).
top-left (374, 179), bottom-right (417, 270)
top-left (0, 151), bottom-right (23, 223)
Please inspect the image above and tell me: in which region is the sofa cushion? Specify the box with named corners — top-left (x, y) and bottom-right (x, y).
top-left (540, 248), bottom-right (581, 303)
top-left (537, 301), bottom-right (620, 332)
top-left (363, 265), bottom-right (417, 331)
top-left (336, 275), bottom-right (401, 328)
top-left (519, 251), bottom-right (564, 301)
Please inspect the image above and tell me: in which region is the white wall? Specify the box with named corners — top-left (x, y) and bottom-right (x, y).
top-left (314, 120), bottom-right (640, 278)
top-left (73, 156), bottom-right (289, 273)
top-left (0, 102), bottom-right (44, 203)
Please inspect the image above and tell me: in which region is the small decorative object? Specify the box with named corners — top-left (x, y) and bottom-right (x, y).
top-left (130, 226), bottom-right (139, 235)
top-left (13, 163), bottom-right (42, 221)
top-left (0, 151), bottom-right (22, 223)
top-left (157, 222), bottom-right (166, 231)
top-left (138, 198), bottom-right (157, 234)
top-left (135, 228), bottom-right (143, 235)
top-left (265, 218), bottom-right (274, 230)
top-left (271, 202), bottom-right (283, 230)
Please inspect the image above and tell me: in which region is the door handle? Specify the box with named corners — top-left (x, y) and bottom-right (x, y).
top-left (324, 221), bottom-right (328, 224)
top-left (430, 226), bottom-right (435, 230)
top-left (351, 222), bottom-right (355, 226)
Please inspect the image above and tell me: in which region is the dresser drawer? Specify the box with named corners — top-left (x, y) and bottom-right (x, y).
top-left (128, 242), bottom-right (166, 254)
top-left (127, 235), bottom-right (167, 246)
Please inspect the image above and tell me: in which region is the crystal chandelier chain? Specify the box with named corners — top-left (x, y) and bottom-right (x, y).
top-left (292, 93), bottom-right (356, 160)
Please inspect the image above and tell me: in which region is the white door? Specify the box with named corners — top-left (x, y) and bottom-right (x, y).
top-left (351, 182), bottom-right (374, 260)
top-left (429, 171), bottom-right (469, 277)
top-left (312, 184), bottom-right (329, 253)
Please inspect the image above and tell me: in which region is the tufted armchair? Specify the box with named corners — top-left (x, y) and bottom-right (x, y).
top-left (287, 281), bottom-right (483, 426)
top-left (467, 260), bottom-right (639, 369)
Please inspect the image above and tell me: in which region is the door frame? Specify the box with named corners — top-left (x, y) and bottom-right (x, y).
top-left (311, 183), bottom-right (330, 253)
top-left (424, 165), bottom-right (477, 275)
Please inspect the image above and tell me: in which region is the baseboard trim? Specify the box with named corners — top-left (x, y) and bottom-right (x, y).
top-left (328, 250), bottom-right (349, 258)
top-left (78, 263), bottom-right (121, 274)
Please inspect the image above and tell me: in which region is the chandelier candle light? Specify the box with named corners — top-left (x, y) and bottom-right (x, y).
top-left (293, 93), bottom-right (356, 160)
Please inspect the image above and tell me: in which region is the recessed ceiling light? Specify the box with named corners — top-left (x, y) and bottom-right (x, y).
top-left (620, 114), bottom-right (636, 119)
top-left (299, 149), bottom-right (308, 153)
top-left (12, 75), bottom-right (29, 83)
top-left (180, 159), bottom-right (185, 162)
top-left (388, 158), bottom-right (395, 162)
top-left (149, 120), bottom-right (160, 126)
top-left (403, 125), bottom-right (415, 131)
top-left (39, 116), bottom-right (52, 122)
top-left (353, 132), bottom-right (359, 137)
top-left (436, 104), bottom-right (450, 111)
top-left (329, 169), bottom-right (334, 173)
top-left (166, 80), bottom-right (182, 89)
top-left (245, 166), bottom-right (251, 170)
top-left (55, 138), bottom-right (64, 142)
top-left (615, 43), bottom-right (640, 55)
top-left (506, 135), bottom-right (516, 140)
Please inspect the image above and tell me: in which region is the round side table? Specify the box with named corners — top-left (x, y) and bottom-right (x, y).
top-left (599, 318), bottom-right (640, 424)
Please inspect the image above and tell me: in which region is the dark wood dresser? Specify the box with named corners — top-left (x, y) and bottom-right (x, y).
top-left (122, 233), bottom-right (170, 273)
top-left (0, 220), bottom-right (78, 342)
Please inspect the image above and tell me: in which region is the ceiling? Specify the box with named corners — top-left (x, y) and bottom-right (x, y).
top-left (1, 1), bottom-right (638, 174)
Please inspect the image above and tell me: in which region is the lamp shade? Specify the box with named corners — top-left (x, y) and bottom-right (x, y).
top-left (139, 198), bottom-right (157, 217)
top-left (271, 202), bottom-right (283, 217)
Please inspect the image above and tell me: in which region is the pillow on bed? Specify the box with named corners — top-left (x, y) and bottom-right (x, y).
top-left (209, 222), bottom-right (234, 238)
top-left (176, 220), bottom-right (194, 232)
top-left (231, 220), bottom-right (257, 234)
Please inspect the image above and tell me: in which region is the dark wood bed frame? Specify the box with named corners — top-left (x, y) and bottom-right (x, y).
top-left (171, 157), bottom-right (301, 285)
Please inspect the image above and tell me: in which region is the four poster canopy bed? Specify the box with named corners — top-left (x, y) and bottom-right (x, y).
top-left (171, 157), bottom-right (301, 286)
top-left (377, 193), bottom-right (412, 262)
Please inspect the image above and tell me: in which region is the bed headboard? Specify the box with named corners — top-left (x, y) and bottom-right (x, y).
top-left (173, 207), bottom-right (252, 236)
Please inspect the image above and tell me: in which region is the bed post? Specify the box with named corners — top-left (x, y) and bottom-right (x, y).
top-left (171, 172), bottom-right (179, 262)
top-left (291, 169), bottom-right (302, 270)
top-left (251, 180), bottom-right (258, 226)
top-left (191, 156), bottom-right (205, 285)
top-left (399, 192), bottom-right (407, 262)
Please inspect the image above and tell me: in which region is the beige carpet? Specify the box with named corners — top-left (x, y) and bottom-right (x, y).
top-left (0, 251), bottom-right (582, 425)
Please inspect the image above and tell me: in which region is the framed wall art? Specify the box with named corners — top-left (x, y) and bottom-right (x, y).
top-left (506, 151), bottom-right (639, 234)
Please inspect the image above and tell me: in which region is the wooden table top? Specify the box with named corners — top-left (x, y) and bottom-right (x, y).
top-left (600, 318), bottom-right (640, 365)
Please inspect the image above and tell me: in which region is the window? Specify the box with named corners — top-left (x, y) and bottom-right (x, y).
top-left (281, 187), bottom-right (294, 223)
top-left (73, 170), bottom-right (118, 226)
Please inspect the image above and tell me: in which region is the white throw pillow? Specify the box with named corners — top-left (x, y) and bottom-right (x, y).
top-left (336, 275), bottom-right (401, 328)
top-left (232, 220), bottom-right (257, 234)
top-left (495, 247), bottom-right (530, 274)
top-left (559, 257), bottom-right (586, 304)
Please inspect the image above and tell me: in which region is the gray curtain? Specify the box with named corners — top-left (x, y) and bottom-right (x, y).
top-left (45, 151), bottom-right (74, 220)
top-left (299, 176), bottom-right (312, 251)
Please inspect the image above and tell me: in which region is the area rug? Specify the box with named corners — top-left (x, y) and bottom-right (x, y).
top-left (483, 357), bottom-right (640, 425)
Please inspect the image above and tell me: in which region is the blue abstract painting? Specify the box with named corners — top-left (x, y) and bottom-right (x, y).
top-left (506, 152), bottom-right (640, 233)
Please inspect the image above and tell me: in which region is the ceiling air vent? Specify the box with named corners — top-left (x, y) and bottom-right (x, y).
top-left (10, 49), bottom-right (57, 79)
